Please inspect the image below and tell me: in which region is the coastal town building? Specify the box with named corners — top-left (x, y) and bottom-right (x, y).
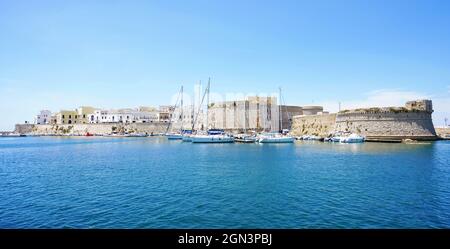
top-left (56, 110), bottom-right (78, 124)
top-left (158, 105), bottom-right (175, 123)
top-left (88, 108), bottom-right (160, 124)
top-left (34, 110), bottom-right (52, 125)
top-left (75, 106), bottom-right (97, 124)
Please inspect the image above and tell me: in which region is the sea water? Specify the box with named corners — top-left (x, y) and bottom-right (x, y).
top-left (0, 137), bottom-right (449, 228)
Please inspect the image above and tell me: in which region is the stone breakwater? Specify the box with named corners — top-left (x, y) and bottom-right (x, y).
top-left (15, 123), bottom-right (172, 135)
top-left (291, 101), bottom-right (438, 142)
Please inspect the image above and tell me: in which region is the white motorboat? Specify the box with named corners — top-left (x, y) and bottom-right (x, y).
top-left (257, 133), bottom-right (295, 143)
top-left (166, 133), bottom-right (183, 140)
top-left (234, 134), bottom-right (257, 143)
top-left (127, 133), bottom-right (149, 137)
top-left (330, 136), bottom-right (342, 142)
top-left (340, 133), bottom-right (365, 143)
top-left (103, 133), bottom-right (131, 137)
top-left (191, 134), bottom-right (235, 143)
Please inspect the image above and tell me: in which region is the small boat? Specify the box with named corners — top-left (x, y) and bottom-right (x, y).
top-left (127, 133), bottom-right (149, 137)
top-left (103, 134), bottom-right (129, 137)
top-left (330, 137), bottom-right (342, 142)
top-left (257, 132), bottom-right (295, 143)
top-left (191, 129), bottom-right (235, 143)
top-left (85, 132), bottom-right (94, 137)
top-left (166, 133), bottom-right (183, 140)
top-left (340, 133), bottom-right (365, 143)
top-left (0, 133), bottom-right (25, 137)
top-left (234, 134), bottom-right (257, 143)
top-left (168, 129), bottom-right (192, 140)
top-left (191, 134), bottom-right (234, 143)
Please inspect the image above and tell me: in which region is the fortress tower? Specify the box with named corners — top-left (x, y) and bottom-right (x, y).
top-left (405, 100), bottom-right (433, 113)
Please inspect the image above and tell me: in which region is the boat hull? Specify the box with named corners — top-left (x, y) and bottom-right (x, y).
top-left (191, 135), bottom-right (234, 143)
top-left (258, 137), bottom-right (295, 143)
top-left (166, 134), bottom-right (183, 140)
top-left (235, 138), bottom-right (257, 143)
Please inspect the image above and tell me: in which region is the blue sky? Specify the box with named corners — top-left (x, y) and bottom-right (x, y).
top-left (1, 0), bottom-right (450, 130)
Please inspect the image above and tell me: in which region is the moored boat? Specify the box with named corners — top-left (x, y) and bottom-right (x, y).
top-left (191, 129), bottom-right (234, 143)
top-left (257, 132), bottom-right (295, 143)
top-left (340, 133), bottom-right (365, 143)
top-left (234, 134), bottom-right (257, 143)
top-left (166, 133), bottom-right (183, 140)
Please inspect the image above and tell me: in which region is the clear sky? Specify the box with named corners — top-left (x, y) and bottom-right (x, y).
top-left (1, 0), bottom-right (450, 130)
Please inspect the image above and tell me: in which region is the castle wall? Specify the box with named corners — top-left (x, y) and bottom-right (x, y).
top-left (335, 111), bottom-right (437, 141)
top-left (291, 110), bottom-right (437, 141)
top-left (290, 114), bottom-right (337, 137)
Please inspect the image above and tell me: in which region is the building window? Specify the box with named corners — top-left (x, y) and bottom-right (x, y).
top-left (75, 115), bottom-right (78, 119)
top-left (69, 115), bottom-right (72, 119)
top-left (62, 115), bottom-right (65, 119)
top-left (83, 114), bottom-right (86, 118)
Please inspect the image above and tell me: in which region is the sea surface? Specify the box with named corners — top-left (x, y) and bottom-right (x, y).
top-left (0, 136), bottom-right (449, 228)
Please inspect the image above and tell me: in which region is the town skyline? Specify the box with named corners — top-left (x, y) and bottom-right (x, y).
top-left (1, 0), bottom-right (450, 130)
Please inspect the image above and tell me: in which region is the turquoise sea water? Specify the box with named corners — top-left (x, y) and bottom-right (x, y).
top-left (0, 137), bottom-right (449, 228)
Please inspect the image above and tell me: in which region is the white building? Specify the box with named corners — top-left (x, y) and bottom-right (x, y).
top-left (34, 110), bottom-right (52, 125)
top-left (88, 108), bottom-right (160, 124)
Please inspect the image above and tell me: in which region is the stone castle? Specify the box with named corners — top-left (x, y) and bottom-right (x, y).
top-left (291, 100), bottom-right (437, 141)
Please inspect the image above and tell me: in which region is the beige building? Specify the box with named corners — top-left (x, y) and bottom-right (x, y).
top-left (208, 96), bottom-right (303, 132)
top-left (159, 105), bottom-right (175, 123)
top-left (279, 105), bottom-right (303, 130)
top-left (54, 106), bottom-right (97, 124)
top-left (75, 106), bottom-right (97, 124)
top-left (56, 110), bottom-right (78, 124)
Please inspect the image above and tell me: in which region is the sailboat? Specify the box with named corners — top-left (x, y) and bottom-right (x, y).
top-left (190, 78), bottom-right (234, 143)
top-left (166, 86), bottom-right (184, 140)
top-left (257, 87), bottom-right (295, 143)
top-left (182, 81), bottom-right (201, 142)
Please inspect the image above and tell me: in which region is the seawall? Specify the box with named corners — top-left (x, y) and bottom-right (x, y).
top-left (15, 123), bottom-right (173, 135)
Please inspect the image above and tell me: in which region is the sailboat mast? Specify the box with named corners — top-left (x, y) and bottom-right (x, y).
top-left (206, 77), bottom-right (210, 131)
top-left (192, 91), bottom-right (195, 130)
top-left (279, 87), bottom-right (282, 132)
top-left (180, 85), bottom-right (183, 132)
